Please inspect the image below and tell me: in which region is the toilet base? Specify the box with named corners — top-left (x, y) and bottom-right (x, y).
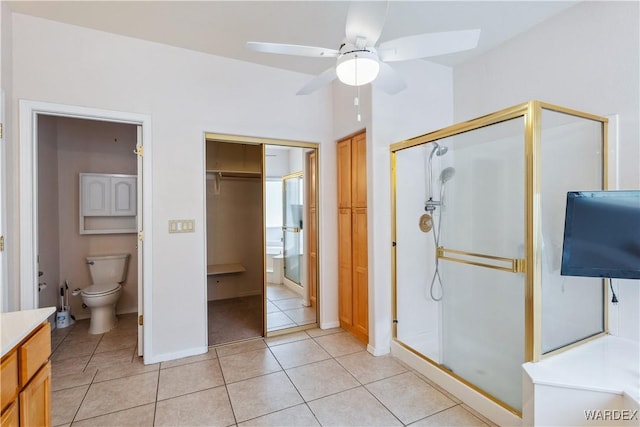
top-left (88, 304), bottom-right (118, 334)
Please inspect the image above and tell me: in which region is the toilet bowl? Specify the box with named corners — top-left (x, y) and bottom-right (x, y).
top-left (81, 254), bottom-right (130, 334)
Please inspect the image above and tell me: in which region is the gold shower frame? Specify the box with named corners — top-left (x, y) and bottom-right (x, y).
top-left (389, 100), bottom-right (609, 415)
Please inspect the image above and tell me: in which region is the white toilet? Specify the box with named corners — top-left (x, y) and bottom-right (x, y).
top-left (81, 253), bottom-right (130, 334)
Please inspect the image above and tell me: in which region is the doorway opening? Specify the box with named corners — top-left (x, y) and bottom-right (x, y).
top-left (18, 100), bottom-right (151, 359)
top-left (204, 134), bottom-right (319, 346)
top-left (37, 115), bottom-right (139, 335)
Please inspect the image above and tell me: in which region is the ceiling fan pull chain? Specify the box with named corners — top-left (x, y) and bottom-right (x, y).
top-left (356, 85), bottom-right (361, 122)
top-left (355, 55), bottom-right (362, 122)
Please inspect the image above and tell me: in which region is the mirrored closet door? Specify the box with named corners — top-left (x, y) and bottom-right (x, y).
top-left (264, 145), bottom-right (318, 334)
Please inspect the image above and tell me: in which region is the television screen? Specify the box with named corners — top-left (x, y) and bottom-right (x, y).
top-left (561, 190), bottom-right (640, 279)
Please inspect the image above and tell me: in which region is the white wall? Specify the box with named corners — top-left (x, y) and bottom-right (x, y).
top-left (332, 60), bottom-right (454, 354)
top-left (10, 13), bottom-right (333, 362)
top-left (0, 0), bottom-right (15, 311)
top-left (36, 115), bottom-right (60, 313)
top-left (454, 1), bottom-right (640, 343)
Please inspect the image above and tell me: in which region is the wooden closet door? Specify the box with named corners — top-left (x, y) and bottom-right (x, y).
top-left (352, 207), bottom-right (369, 341)
top-left (337, 131), bottom-right (368, 344)
top-left (337, 139), bottom-right (352, 208)
top-left (351, 133), bottom-right (367, 208)
top-left (338, 208), bottom-right (353, 327)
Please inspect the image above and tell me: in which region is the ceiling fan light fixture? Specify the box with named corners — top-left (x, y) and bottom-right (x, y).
top-left (336, 49), bottom-right (380, 86)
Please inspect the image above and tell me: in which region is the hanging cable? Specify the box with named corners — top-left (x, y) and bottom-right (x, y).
top-left (609, 279), bottom-right (619, 304)
top-left (429, 188), bottom-right (446, 301)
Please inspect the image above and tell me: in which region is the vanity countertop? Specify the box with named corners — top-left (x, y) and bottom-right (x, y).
top-left (1, 307), bottom-right (56, 357)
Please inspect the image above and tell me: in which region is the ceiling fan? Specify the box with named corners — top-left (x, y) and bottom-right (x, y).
top-left (246, 1), bottom-right (480, 95)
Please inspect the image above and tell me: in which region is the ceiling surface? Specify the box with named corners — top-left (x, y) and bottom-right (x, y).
top-left (8, 1), bottom-right (579, 76)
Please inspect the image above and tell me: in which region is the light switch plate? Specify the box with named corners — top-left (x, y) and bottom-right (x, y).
top-left (169, 219), bottom-right (195, 233)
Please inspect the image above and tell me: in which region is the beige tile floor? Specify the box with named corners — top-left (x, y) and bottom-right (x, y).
top-left (50, 313), bottom-right (495, 426)
top-left (266, 283), bottom-right (316, 332)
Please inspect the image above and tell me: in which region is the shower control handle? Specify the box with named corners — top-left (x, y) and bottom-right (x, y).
top-left (425, 200), bottom-right (441, 212)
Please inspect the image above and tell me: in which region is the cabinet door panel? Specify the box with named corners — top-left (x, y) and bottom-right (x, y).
top-left (0, 401), bottom-right (18, 427)
top-left (351, 133), bottom-right (367, 208)
top-left (81, 175), bottom-right (110, 216)
top-left (19, 322), bottom-right (50, 385)
top-left (337, 140), bottom-right (352, 208)
top-left (338, 209), bottom-right (353, 326)
top-left (1, 352), bottom-right (18, 411)
top-left (352, 208), bottom-right (369, 339)
top-left (19, 362), bottom-right (51, 427)
top-left (111, 176), bottom-right (137, 216)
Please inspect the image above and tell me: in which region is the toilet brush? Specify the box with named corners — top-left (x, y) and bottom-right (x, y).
top-left (64, 280), bottom-right (76, 321)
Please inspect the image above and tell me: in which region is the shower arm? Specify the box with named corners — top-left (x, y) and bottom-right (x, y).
top-left (427, 143), bottom-right (438, 201)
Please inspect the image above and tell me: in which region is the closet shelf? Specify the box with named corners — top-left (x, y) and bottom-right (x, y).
top-left (207, 263), bottom-right (246, 276)
top-left (206, 170), bottom-right (261, 178)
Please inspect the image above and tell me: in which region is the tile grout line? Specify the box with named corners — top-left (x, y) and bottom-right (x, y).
top-left (151, 355), bottom-right (162, 427)
top-left (55, 321), bottom-right (477, 426)
top-left (218, 345), bottom-right (241, 427)
top-left (243, 338), bottom-right (309, 424)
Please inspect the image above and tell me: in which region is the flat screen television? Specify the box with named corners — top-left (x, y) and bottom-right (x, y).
top-left (561, 190), bottom-right (640, 279)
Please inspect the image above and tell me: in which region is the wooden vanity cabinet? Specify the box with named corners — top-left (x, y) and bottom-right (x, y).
top-left (1, 322), bottom-right (52, 427)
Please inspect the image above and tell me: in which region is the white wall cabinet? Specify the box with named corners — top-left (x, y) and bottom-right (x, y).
top-left (80, 173), bottom-right (137, 234)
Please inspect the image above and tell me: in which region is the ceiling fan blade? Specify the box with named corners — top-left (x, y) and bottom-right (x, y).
top-left (378, 29), bottom-right (481, 62)
top-left (297, 67), bottom-right (338, 95)
top-left (345, 1), bottom-right (388, 47)
top-left (371, 62), bottom-right (406, 95)
top-left (246, 41), bottom-right (339, 58)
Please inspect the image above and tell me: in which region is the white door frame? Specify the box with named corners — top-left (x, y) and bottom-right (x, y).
top-left (19, 100), bottom-right (153, 359)
top-left (0, 90), bottom-right (6, 312)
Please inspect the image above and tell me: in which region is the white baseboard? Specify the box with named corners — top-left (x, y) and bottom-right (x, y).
top-left (207, 289), bottom-right (262, 302)
top-left (320, 320), bottom-right (340, 329)
top-left (367, 344), bottom-right (390, 356)
top-left (144, 346), bottom-right (208, 365)
top-left (282, 277), bottom-right (304, 296)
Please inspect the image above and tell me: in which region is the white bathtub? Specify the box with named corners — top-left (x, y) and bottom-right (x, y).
top-left (266, 245), bottom-right (283, 284)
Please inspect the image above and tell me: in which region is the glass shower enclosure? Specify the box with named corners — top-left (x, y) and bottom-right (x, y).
top-left (391, 101), bottom-right (608, 414)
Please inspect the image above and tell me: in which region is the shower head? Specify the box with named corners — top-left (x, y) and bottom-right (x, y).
top-left (440, 167), bottom-right (456, 183)
top-left (428, 143), bottom-right (448, 162)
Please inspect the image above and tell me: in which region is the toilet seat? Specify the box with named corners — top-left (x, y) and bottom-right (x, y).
top-left (81, 282), bottom-right (121, 297)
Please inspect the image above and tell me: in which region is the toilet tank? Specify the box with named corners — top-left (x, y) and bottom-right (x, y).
top-left (86, 253), bottom-right (130, 284)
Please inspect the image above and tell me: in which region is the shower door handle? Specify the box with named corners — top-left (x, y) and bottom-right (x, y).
top-left (436, 247), bottom-right (526, 274)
